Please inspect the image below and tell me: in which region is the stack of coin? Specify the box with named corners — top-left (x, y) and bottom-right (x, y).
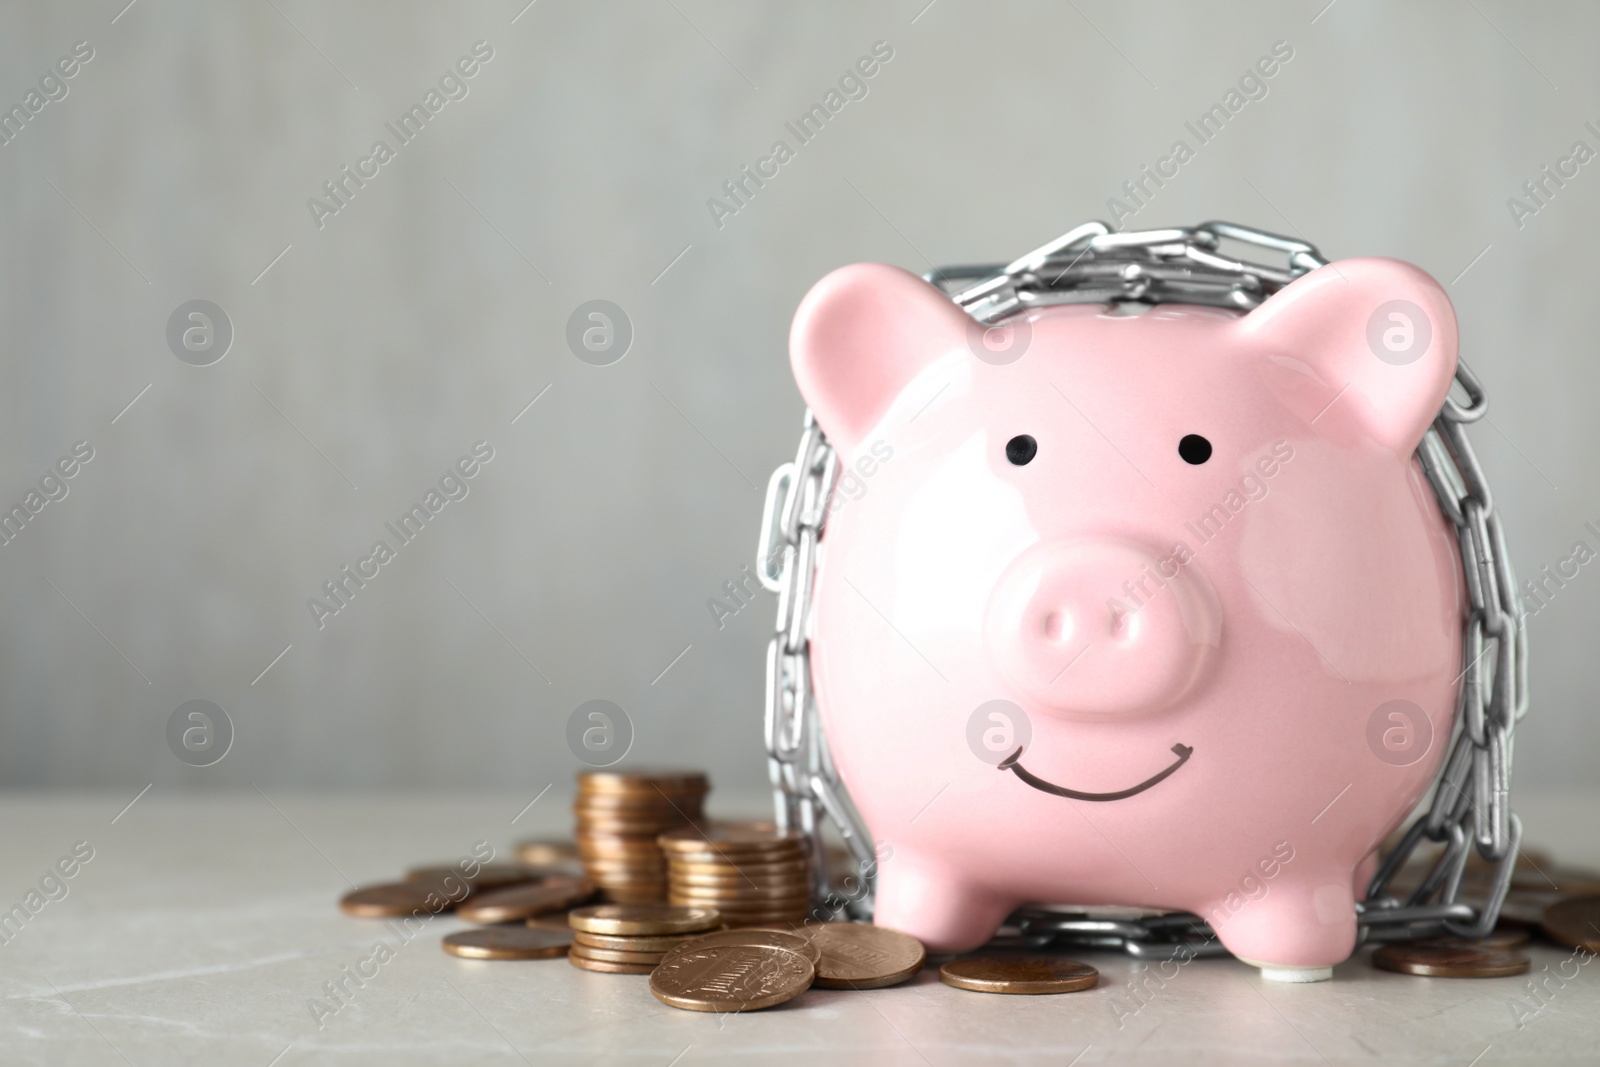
top-left (660, 823), bottom-right (813, 927)
top-left (567, 903), bottom-right (724, 974)
top-left (575, 771), bottom-right (709, 904)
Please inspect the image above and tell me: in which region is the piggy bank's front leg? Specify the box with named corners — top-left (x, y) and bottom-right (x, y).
top-left (872, 850), bottom-right (1015, 953)
top-left (1206, 872), bottom-right (1358, 982)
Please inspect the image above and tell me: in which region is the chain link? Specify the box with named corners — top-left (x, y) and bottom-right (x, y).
top-left (757, 220), bottom-right (1525, 947)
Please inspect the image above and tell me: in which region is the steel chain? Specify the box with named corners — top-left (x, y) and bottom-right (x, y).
top-left (757, 220), bottom-right (1526, 948)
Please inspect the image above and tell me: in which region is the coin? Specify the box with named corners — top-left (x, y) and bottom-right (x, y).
top-left (570, 943), bottom-right (668, 965)
top-left (441, 926), bottom-right (573, 960)
top-left (569, 953), bottom-right (656, 974)
top-left (575, 773), bottom-right (706, 909)
top-left (527, 913), bottom-right (578, 932)
top-left (574, 930), bottom-right (708, 952)
top-left (940, 957), bottom-right (1098, 994)
top-left (568, 904), bottom-right (723, 935)
top-left (405, 863), bottom-right (541, 891)
top-left (1416, 929), bottom-right (1531, 952)
top-left (1372, 943), bottom-right (1531, 977)
top-left (657, 824), bottom-right (803, 855)
top-left (579, 836), bottom-right (672, 853)
top-left (575, 794), bottom-right (704, 812)
top-left (650, 943), bottom-right (814, 1012)
top-left (664, 927), bottom-right (823, 966)
top-left (669, 898), bottom-right (811, 914)
top-left (718, 915), bottom-right (813, 929)
top-left (578, 769), bottom-right (709, 793)
top-left (579, 817), bottom-right (694, 837)
top-left (581, 860), bottom-right (667, 874)
top-left (604, 890), bottom-right (674, 905)
top-left (1540, 895), bottom-right (1600, 952)
top-left (810, 923), bottom-right (926, 989)
top-left (670, 883), bottom-right (812, 902)
top-left (340, 880), bottom-right (470, 918)
top-left (456, 877), bottom-right (595, 924)
top-left (516, 838), bottom-right (581, 866)
top-left (668, 861), bottom-right (809, 881)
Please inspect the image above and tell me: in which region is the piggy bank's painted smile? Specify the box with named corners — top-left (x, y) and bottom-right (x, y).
top-left (999, 742), bottom-right (1194, 801)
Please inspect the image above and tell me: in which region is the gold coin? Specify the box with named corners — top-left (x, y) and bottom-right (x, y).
top-left (810, 923), bottom-right (926, 989)
top-left (574, 930), bottom-right (709, 952)
top-left (1540, 895), bottom-right (1600, 952)
top-left (570, 943), bottom-right (668, 965)
top-left (515, 838), bottom-right (581, 866)
top-left (1372, 943), bottom-right (1532, 978)
top-left (340, 880), bottom-right (470, 918)
top-left (456, 877), bottom-right (595, 924)
top-left (649, 943), bottom-right (814, 1012)
top-left (568, 904), bottom-right (723, 935)
top-left (568, 953), bottom-right (656, 974)
top-left (405, 863), bottom-right (542, 891)
top-left (939, 957), bottom-right (1098, 994)
top-left (664, 927), bottom-right (823, 967)
top-left (657, 824), bottom-right (803, 854)
top-left (441, 926), bottom-right (573, 960)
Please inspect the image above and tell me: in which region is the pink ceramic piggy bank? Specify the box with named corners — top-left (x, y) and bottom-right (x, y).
top-left (791, 257), bottom-right (1462, 981)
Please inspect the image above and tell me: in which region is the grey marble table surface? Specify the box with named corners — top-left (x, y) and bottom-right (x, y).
top-left (1, 789), bottom-right (1596, 1067)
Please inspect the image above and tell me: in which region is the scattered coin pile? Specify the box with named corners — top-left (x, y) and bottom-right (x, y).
top-left (575, 770), bottom-right (708, 904)
top-left (661, 823), bottom-right (812, 927)
top-left (338, 861), bottom-right (565, 919)
top-left (565, 903), bottom-right (928, 1011)
top-left (1368, 838), bottom-right (1600, 977)
top-left (336, 779), bottom-right (1600, 994)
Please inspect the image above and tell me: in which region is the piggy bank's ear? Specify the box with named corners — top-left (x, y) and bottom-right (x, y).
top-left (790, 263), bottom-right (971, 453)
top-left (1239, 258), bottom-right (1458, 454)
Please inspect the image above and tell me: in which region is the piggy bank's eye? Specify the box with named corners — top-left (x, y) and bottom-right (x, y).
top-left (1178, 434), bottom-right (1212, 465)
top-left (1005, 435), bottom-right (1037, 465)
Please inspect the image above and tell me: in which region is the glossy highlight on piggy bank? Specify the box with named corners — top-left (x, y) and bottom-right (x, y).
top-left (789, 255), bottom-right (1463, 980)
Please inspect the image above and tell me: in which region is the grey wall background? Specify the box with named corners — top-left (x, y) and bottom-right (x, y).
top-left (0, 0), bottom-right (1595, 794)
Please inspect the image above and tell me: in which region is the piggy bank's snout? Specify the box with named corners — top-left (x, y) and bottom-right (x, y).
top-left (984, 539), bottom-right (1221, 719)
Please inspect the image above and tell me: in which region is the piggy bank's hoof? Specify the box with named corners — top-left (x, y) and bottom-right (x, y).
top-left (1241, 959), bottom-right (1334, 983)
